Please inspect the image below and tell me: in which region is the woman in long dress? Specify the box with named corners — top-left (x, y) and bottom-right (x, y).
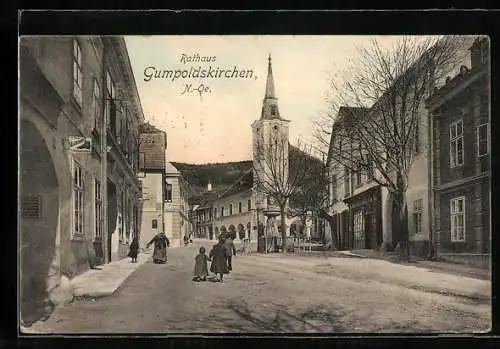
top-left (147, 232), bottom-right (169, 264)
top-left (209, 237), bottom-right (229, 282)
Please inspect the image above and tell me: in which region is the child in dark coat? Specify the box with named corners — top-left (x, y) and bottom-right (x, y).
top-left (193, 247), bottom-right (211, 281)
top-left (128, 236), bottom-right (139, 263)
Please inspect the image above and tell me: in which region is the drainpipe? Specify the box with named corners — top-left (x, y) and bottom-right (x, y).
top-left (101, 38), bottom-right (109, 264)
top-left (427, 108), bottom-right (435, 260)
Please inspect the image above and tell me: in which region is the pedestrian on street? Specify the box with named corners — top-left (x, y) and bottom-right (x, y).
top-left (209, 237), bottom-right (229, 282)
top-left (224, 233), bottom-right (236, 272)
top-left (128, 236), bottom-right (139, 263)
top-left (147, 232), bottom-right (170, 264)
top-left (193, 246), bottom-right (211, 282)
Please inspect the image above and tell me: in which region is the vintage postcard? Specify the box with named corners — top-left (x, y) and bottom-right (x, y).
top-left (19, 34), bottom-right (491, 334)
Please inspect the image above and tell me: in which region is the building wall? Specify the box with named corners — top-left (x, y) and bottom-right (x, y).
top-left (139, 172), bottom-right (164, 249)
top-left (327, 102), bottom-right (431, 254)
top-left (213, 191), bottom-right (255, 241)
top-left (20, 37), bottom-right (105, 279)
top-left (194, 206), bottom-right (213, 239)
top-left (19, 36), bottom-right (143, 324)
top-left (431, 66), bottom-right (490, 256)
top-left (20, 37), bottom-right (103, 323)
top-left (102, 37), bottom-right (142, 261)
top-left (164, 171), bottom-right (190, 248)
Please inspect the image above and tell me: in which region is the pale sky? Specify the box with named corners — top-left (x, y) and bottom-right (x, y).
top-left (124, 35), bottom-right (416, 164)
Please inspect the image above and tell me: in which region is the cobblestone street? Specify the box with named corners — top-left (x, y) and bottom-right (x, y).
top-left (30, 240), bottom-right (491, 334)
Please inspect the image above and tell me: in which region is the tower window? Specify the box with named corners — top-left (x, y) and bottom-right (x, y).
top-left (271, 106), bottom-right (277, 115)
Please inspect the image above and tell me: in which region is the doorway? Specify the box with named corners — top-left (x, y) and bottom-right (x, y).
top-left (364, 212), bottom-right (372, 249)
top-left (107, 181), bottom-right (117, 262)
top-left (20, 120), bottom-right (59, 325)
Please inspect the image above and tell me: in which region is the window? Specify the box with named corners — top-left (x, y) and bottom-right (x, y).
top-left (413, 199), bottom-right (423, 235)
top-left (94, 179), bottom-right (102, 239)
top-left (229, 204), bottom-right (233, 215)
top-left (92, 78), bottom-right (101, 132)
top-left (72, 160), bottom-right (84, 238)
top-left (214, 207), bottom-right (218, 218)
top-left (330, 176), bottom-right (337, 203)
top-left (152, 219), bottom-right (158, 229)
top-left (450, 120), bottom-right (464, 167)
top-left (450, 197), bottom-right (465, 242)
top-left (477, 123), bottom-right (488, 157)
top-left (72, 39), bottom-right (83, 106)
top-left (271, 106), bottom-right (277, 116)
top-left (106, 70), bottom-right (116, 134)
top-left (106, 70), bottom-right (115, 99)
top-left (354, 168), bottom-right (362, 187)
top-left (239, 202), bottom-right (242, 213)
top-left (344, 168), bottom-right (351, 197)
top-left (165, 183), bottom-right (172, 202)
top-left (221, 207), bottom-right (225, 216)
top-left (353, 211), bottom-right (364, 240)
top-left (247, 200), bottom-right (251, 211)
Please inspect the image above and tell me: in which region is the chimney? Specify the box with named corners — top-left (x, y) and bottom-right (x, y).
top-left (207, 181), bottom-right (212, 192)
top-left (470, 37), bottom-right (487, 69)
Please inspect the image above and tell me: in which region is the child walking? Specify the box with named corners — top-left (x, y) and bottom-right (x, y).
top-left (128, 236), bottom-right (139, 263)
top-left (193, 246), bottom-right (211, 281)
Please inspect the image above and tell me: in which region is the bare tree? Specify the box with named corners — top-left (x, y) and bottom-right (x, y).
top-left (313, 36), bottom-right (469, 259)
top-left (288, 154), bottom-right (339, 249)
top-left (253, 135), bottom-right (311, 252)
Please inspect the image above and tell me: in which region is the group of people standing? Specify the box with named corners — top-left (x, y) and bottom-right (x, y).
top-left (193, 233), bottom-right (236, 282)
top-left (128, 230), bottom-right (239, 283)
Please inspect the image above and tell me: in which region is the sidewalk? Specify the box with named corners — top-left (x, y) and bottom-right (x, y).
top-left (71, 249), bottom-right (152, 298)
top-left (339, 250), bottom-right (491, 280)
top-left (21, 250), bottom-right (153, 334)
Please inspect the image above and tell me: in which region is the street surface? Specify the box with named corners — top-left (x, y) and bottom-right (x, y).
top-left (31, 240), bottom-right (491, 333)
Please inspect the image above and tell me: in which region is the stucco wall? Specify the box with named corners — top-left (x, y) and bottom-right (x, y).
top-left (164, 172), bottom-right (189, 248)
top-left (139, 172), bottom-right (164, 248)
top-left (20, 36), bottom-right (143, 324)
top-left (213, 190), bottom-right (255, 241)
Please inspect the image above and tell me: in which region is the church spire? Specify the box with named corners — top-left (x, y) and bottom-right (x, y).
top-left (261, 53), bottom-right (280, 119)
top-left (265, 53), bottom-right (276, 99)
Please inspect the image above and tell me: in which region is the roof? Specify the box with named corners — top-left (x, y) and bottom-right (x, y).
top-left (426, 37), bottom-right (489, 109)
top-left (190, 190), bottom-right (220, 207)
top-left (166, 162), bottom-right (180, 175)
top-left (326, 106), bottom-right (368, 166)
top-left (139, 122), bottom-right (164, 134)
top-left (139, 131), bottom-right (167, 171)
top-left (217, 169), bottom-right (254, 199)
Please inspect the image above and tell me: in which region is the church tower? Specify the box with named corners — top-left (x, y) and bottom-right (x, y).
top-left (251, 54), bottom-right (290, 208)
